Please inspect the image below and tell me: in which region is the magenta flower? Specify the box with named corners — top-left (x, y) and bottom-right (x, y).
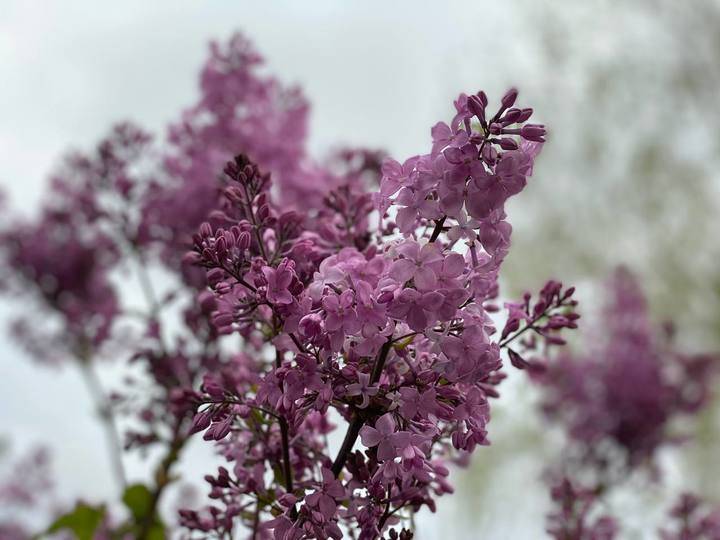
top-left (360, 413), bottom-right (399, 461)
top-left (322, 289), bottom-right (361, 335)
top-left (305, 468), bottom-right (345, 521)
top-left (308, 256), bottom-right (345, 301)
top-left (346, 372), bottom-right (379, 409)
top-left (261, 259), bottom-right (296, 305)
top-left (398, 387), bottom-right (438, 420)
top-left (389, 288), bottom-right (444, 331)
top-left (388, 240), bottom-right (443, 290)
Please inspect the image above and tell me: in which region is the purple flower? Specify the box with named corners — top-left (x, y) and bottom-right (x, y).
top-left (389, 288), bottom-right (444, 331)
top-left (360, 413), bottom-right (398, 461)
top-left (388, 240), bottom-right (442, 290)
top-left (305, 468), bottom-right (345, 521)
top-left (322, 289), bottom-right (361, 335)
top-left (346, 372), bottom-right (379, 409)
top-left (261, 259), bottom-right (296, 305)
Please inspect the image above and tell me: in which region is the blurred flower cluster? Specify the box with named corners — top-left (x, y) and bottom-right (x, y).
top-left (538, 268), bottom-right (719, 539)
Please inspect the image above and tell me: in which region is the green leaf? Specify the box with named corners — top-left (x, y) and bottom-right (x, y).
top-left (144, 523), bottom-right (165, 540)
top-left (121, 483), bottom-right (166, 536)
top-left (47, 503), bottom-right (105, 540)
top-left (122, 483), bottom-right (153, 521)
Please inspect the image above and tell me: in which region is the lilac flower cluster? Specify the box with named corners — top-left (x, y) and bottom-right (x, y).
top-left (0, 123), bottom-right (153, 363)
top-left (539, 268), bottom-right (719, 539)
top-left (539, 268), bottom-right (717, 474)
top-left (141, 33), bottom-right (381, 280)
top-left (182, 86), bottom-right (578, 538)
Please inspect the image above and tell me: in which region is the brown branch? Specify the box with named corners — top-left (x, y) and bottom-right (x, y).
top-left (275, 350), bottom-right (294, 495)
top-left (331, 339), bottom-right (392, 477)
top-left (428, 216), bottom-right (446, 243)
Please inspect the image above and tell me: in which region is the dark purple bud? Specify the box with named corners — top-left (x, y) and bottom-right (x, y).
top-left (477, 90), bottom-right (488, 108)
top-left (562, 286), bottom-right (576, 300)
top-left (501, 87), bottom-right (519, 109)
top-left (508, 349), bottom-right (530, 370)
top-left (206, 268), bottom-right (225, 286)
top-left (497, 138), bottom-right (519, 151)
top-left (201, 247), bottom-right (216, 264)
top-left (520, 124), bottom-right (546, 142)
top-left (198, 291), bottom-right (217, 313)
top-left (467, 95), bottom-right (486, 120)
top-left (488, 123), bottom-right (503, 135)
top-left (223, 230), bottom-right (235, 247)
top-left (215, 281), bottom-right (232, 295)
top-left (182, 251), bottom-right (202, 265)
top-left (213, 312), bottom-right (234, 328)
top-left (533, 300), bottom-right (547, 317)
top-left (223, 161), bottom-right (238, 179)
top-left (208, 210), bottom-right (232, 223)
top-left (215, 236), bottom-right (227, 257)
top-left (203, 417), bottom-right (232, 441)
top-left (190, 408), bottom-right (214, 434)
top-left (279, 494), bottom-right (298, 507)
top-left (237, 231), bottom-right (251, 250)
top-left (543, 334), bottom-right (567, 346)
top-left (517, 108), bottom-right (533, 123)
top-left (479, 383), bottom-right (500, 399)
top-left (501, 108), bottom-right (522, 125)
top-left (225, 186), bottom-right (245, 204)
top-left (257, 204), bottom-right (270, 222)
top-left (199, 222), bottom-right (213, 237)
top-left (501, 317), bottom-right (521, 340)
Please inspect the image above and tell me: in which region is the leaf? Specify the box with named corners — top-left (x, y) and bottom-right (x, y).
top-left (144, 523), bottom-right (166, 540)
top-left (122, 483), bottom-right (153, 521)
top-left (121, 483), bottom-right (166, 536)
top-left (47, 503), bottom-right (105, 540)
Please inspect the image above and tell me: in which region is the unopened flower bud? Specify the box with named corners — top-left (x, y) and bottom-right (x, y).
top-left (501, 87), bottom-right (518, 109)
top-left (199, 222), bottom-right (213, 238)
top-left (521, 124), bottom-right (546, 142)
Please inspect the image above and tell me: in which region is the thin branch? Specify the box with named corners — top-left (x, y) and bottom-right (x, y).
top-left (498, 302), bottom-right (566, 349)
top-left (275, 350), bottom-right (294, 495)
top-left (428, 216), bottom-right (447, 243)
top-left (331, 339), bottom-right (393, 477)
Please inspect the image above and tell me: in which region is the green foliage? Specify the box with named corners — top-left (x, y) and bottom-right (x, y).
top-left (122, 483), bottom-right (153, 522)
top-left (121, 483), bottom-right (165, 539)
top-left (47, 502), bottom-right (105, 540)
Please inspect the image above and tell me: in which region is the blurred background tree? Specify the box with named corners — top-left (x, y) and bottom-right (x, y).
top-left (461, 1), bottom-right (720, 536)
